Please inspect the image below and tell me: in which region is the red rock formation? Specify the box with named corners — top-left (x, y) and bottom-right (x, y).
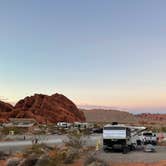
top-left (0, 101), bottom-right (13, 123)
top-left (9, 93), bottom-right (85, 123)
top-left (0, 94), bottom-right (85, 123)
top-left (136, 113), bottom-right (166, 122)
top-left (136, 113), bottom-right (166, 126)
top-left (0, 101), bottom-right (13, 112)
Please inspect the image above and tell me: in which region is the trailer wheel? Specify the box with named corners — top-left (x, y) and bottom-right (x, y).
top-left (130, 145), bottom-right (136, 151)
top-left (122, 147), bottom-right (129, 154)
top-left (103, 147), bottom-right (109, 153)
top-left (153, 141), bottom-right (157, 145)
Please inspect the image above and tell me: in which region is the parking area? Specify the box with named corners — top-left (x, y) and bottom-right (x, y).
top-left (97, 146), bottom-right (166, 163)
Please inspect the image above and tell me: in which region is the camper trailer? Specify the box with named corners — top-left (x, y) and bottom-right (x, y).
top-left (57, 122), bottom-right (72, 128)
top-left (103, 123), bottom-right (146, 153)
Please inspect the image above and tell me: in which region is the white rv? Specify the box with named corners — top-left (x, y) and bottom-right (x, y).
top-left (74, 122), bottom-right (90, 129)
top-left (57, 122), bottom-right (72, 128)
top-left (103, 123), bottom-right (146, 153)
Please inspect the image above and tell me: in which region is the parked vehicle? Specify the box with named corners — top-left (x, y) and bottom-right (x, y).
top-left (74, 122), bottom-right (91, 129)
top-left (144, 144), bottom-right (156, 152)
top-left (92, 127), bottom-right (103, 133)
top-left (57, 122), bottom-right (72, 128)
top-left (141, 131), bottom-right (157, 145)
top-left (103, 123), bottom-right (146, 153)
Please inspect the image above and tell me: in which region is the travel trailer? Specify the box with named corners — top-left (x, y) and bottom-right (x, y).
top-left (103, 123), bottom-right (146, 153)
top-left (74, 122), bottom-right (91, 129)
top-left (57, 122), bottom-right (72, 128)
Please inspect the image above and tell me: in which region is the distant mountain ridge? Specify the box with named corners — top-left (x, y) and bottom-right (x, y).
top-left (82, 109), bottom-right (166, 125)
top-left (136, 113), bottom-right (166, 122)
top-left (81, 109), bottom-right (138, 123)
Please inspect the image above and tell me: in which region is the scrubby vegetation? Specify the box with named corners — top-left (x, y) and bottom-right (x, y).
top-left (20, 144), bottom-right (81, 166)
top-left (84, 152), bottom-right (109, 166)
top-left (7, 130), bottom-right (89, 166)
top-left (65, 129), bottom-right (85, 149)
top-left (1, 127), bottom-right (27, 135)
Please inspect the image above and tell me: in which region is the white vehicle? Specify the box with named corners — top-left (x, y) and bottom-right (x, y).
top-left (74, 122), bottom-right (90, 129)
top-left (103, 123), bottom-right (146, 153)
top-left (57, 122), bottom-right (72, 128)
top-left (140, 131), bottom-right (157, 145)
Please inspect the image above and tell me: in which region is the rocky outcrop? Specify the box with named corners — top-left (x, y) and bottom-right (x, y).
top-left (0, 93), bottom-right (85, 123)
top-left (82, 109), bottom-right (138, 123)
top-left (0, 101), bottom-right (13, 123)
top-left (0, 101), bottom-right (13, 112)
top-left (136, 113), bottom-right (166, 124)
top-left (10, 93), bottom-right (85, 123)
top-left (136, 113), bottom-right (166, 122)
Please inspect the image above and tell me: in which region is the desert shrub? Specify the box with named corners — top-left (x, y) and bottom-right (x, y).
top-left (35, 155), bottom-right (50, 166)
top-left (23, 144), bottom-right (48, 158)
top-left (0, 151), bottom-right (8, 160)
top-left (57, 128), bottom-right (67, 135)
top-left (63, 148), bottom-right (79, 164)
top-left (20, 156), bottom-right (38, 166)
top-left (84, 152), bottom-right (109, 166)
top-left (161, 127), bottom-right (166, 132)
top-left (1, 127), bottom-right (26, 135)
top-left (7, 158), bottom-right (21, 166)
top-left (65, 129), bottom-right (85, 149)
top-left (82, 128), bottom-right (92, 136)
top-left (23, 142), bottom-right (81, 166)
top-left (48, 154), bottom-right (65, 166)
top-left (38, 146), bottom-right (79, 166)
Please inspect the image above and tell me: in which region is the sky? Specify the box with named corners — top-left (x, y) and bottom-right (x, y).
top-left (0, 0), bottom-right (166, 113)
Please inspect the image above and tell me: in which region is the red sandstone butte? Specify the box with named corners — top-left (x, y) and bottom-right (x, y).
top-left (0, 93), bottom-right (85, 123)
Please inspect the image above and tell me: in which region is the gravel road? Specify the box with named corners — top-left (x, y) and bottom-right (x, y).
top-left (97, 146), bottom-right (166, 163)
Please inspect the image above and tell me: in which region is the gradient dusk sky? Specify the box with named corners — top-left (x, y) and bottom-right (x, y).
top-left (0, 0), bottom-right (166, 113)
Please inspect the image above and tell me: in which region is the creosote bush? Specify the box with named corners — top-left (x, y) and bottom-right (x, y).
top-left (23, 144), bottom-right (49, 158)
top-left (63, 148), bottom-right (79, 164)
top-left (65, 129), bottom-right (85, 149)
top-left (22, 143), bottom-right (80, 166)
top-left (84, 152), bottom-right (109, 166)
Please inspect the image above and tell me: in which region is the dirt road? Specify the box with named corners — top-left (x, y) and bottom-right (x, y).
top-left (97, 146), bottom-right (166, 163)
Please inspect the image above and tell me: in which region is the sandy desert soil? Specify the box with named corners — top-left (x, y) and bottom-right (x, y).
top-left (69, 146), bottom-right (166, 166)
top-left (69, 160), bottom-right (166, 166)
top-left (112, 160), bottom-right (166, 166)
top-left (1, 158), bottom-right (166, 166)
top-left (97, 146), bottom-right (166, 163)
top-left (0, 160), bottom-right (6, 166)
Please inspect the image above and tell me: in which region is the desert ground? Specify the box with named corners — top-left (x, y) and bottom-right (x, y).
top-left (0, 133), bottom-right (166, 166)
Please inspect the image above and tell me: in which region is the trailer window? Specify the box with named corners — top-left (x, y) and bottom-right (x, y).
top-left (143, 133), bottom-right (152, 136)
top-left (104, 127), bottom-right (126, 130)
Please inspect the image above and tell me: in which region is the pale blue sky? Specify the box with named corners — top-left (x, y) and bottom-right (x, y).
top-left (0, 0), bottom-right (166, 113)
